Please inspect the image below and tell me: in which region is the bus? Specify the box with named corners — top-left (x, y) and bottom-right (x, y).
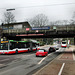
top-left (61, 41), bottom-right (67, 48)
top-left (0, 40), bottom-right (40, 54)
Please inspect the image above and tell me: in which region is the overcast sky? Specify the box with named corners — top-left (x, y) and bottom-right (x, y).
top-left (0, 0), bottom-right (75, 23)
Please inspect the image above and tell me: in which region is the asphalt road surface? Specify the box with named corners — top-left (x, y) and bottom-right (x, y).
top-left (0, 44), bottom-right (66, 75)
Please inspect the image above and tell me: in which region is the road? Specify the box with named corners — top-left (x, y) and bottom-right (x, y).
top-left (0, 44), bottom-right (66, 75)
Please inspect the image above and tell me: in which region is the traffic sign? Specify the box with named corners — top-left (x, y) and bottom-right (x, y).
top-left (26, 28), bottom-right (30, 31)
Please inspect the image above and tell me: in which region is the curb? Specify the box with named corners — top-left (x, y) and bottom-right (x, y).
top-left (33, 53), bottom-right (60, 75)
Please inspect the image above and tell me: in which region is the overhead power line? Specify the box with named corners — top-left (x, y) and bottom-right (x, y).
top-left (15, 2), bottom-right (75, 9)
top-left (0, 2), bottom-right (75, 10)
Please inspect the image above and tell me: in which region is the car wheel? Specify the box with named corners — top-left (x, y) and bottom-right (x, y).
top-left (16, 50), bottom-right (18, 54)
top-left (36, 48), bottom-right (37, 50)
top-left (28, 49), bottom-right (29, 52)
top-left (45, 54), bottom-right (47, 57)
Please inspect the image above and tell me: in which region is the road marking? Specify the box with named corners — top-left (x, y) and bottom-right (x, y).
top-left (0, 59), bottom-right (9, 61)
top-left (72, 49), bottom-right (75, 60)
top-left (58, 63), bottom-right (65, 75)
top-left (37, 53), bottom-right (53, 65)
top-left (38, 57), bottom-right (46, 64)
top-left (33, 53), bottom-right (60, 75)
top-left (73, 54), bottom-right (75, 60)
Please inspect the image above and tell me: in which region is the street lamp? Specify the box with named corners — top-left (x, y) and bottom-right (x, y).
top-left (6, 8), bottom-right (15, 11)
top-left (0, 23), bottom-right (3, 49)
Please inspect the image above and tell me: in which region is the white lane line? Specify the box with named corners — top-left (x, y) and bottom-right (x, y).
top-left (38, 57), bottom-right (46, 64)
top-left (72, 49), bottom-right (75, 60)
top-left (38, 53), bottom-right (52, 65)
top-left (58, 63), bottom-right (65, 75)
top-left (0, 59), bottom-right (9, 61)
top-left (33, 53), bottom-right (60, 75)
top-left (73, 54), bottom-right (75, 60)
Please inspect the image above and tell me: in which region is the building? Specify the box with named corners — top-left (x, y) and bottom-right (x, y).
top-left (3, 21), bottom-right (31, 33)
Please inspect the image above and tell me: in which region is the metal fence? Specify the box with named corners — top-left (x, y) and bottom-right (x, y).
top-left (3, 25), bottom-right (75, 33)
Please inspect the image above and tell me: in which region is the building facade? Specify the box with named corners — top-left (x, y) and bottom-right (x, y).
top-left (3, 22), bottom-right (31, 33)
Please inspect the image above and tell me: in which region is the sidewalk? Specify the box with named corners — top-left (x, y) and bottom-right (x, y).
top-left (33, 46), bottom-right (75, 75)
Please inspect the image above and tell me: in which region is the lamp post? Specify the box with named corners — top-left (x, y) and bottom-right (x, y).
top-left (0, 23), bottom-right (3, 49)
top-left (0, 28), bottom-right (1, 49)
top-left (6, 8), bottom-right (15, 11)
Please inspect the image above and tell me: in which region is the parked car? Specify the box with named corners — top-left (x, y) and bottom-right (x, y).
top-left (36, 49), bottom-right (48, 57)
top-left (48, 47), bottom-right (59, 53)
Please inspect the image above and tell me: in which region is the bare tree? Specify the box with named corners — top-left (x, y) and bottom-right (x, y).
top-left (62, 20), bottom-right (69, 25)
top-left (3, 12), bottom-right (16, 24)
top-left (49, 20), bottom-right (63, 26)
top-left (70, 12), bottom-right (75, 25)
top-left (49, 21), bottom-right (55, 25)
top-left (50, 20), bottom-right (69, 26)
top-left (54, 20), bottom-right (62, 25)
top-left (29, 14), bottom-right (49, 27)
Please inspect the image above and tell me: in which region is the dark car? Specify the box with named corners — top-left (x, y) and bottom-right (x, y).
top-left (36, 49), bottom-right (48, 57)
top-left (48, 47), bottom-right (59, 53)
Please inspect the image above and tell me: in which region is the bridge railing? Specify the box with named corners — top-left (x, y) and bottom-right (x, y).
top-left (45, 30), bottom-right (75, 35)
top-left (2, 25), bottom-right (75, 34)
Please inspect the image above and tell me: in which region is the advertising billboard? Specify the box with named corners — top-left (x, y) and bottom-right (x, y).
top-left (32, 26), bottom-right (50, 30)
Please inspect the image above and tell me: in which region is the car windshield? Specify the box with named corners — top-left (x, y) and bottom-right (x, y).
top-left (37, 50), bottom-right (44, 52)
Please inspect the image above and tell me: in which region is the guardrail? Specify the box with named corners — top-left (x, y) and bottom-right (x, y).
top-left (2, 24), bottom-right (75, 34)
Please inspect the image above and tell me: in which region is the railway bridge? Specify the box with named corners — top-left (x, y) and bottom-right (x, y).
top-left (0, 22), bottom-right (75, 44)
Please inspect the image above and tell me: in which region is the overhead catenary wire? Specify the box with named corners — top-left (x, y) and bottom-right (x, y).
top-left (0, 2), bottom-right (75, 10)
top-left (16, 2), bottom-right (75, 9)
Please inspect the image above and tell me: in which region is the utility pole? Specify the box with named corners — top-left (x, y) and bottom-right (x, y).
top-left (0, 23), bottom-right (3, 49)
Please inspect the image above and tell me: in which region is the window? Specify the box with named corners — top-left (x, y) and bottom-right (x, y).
top-left (0, 43), bottom-right (8, 50)
top-left (38, 50), bottom-right (44, 52)
top-left (62, 42), bottom-right (66, 44)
